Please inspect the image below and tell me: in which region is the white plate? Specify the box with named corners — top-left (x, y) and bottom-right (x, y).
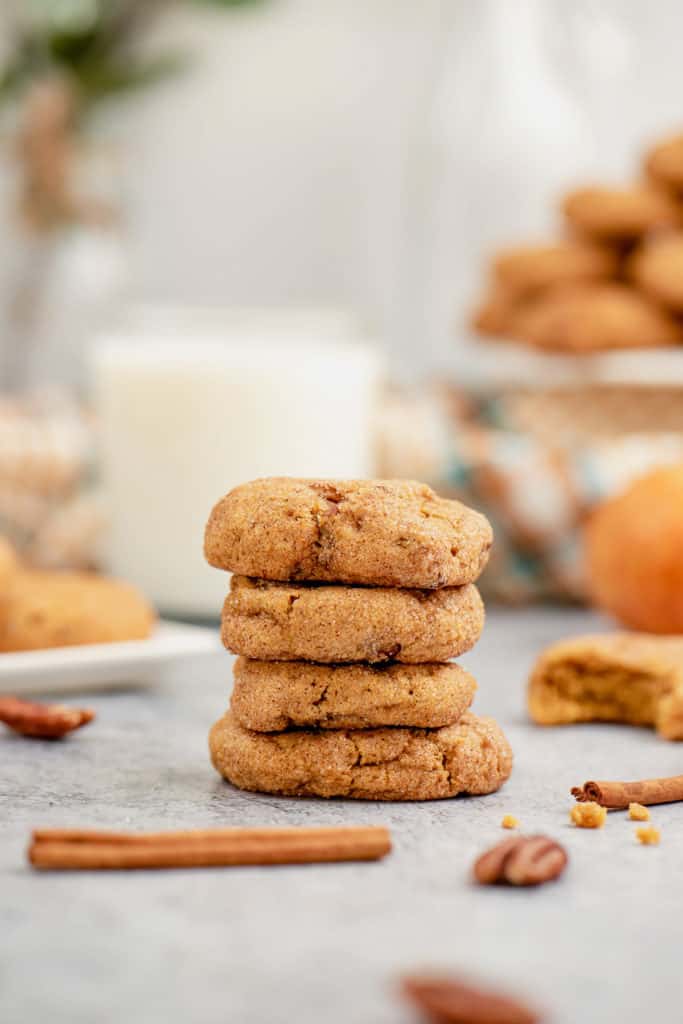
top-left (0, 621), bottom-right (222, 694)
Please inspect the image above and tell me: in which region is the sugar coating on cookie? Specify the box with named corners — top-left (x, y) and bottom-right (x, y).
top-left (512, 284), bottom-right (681, 353)
top-left (0, 570), bottom-right (155, 651)
top-left (562, 185), bottom-right (681, 241)
top-left (205, 478), bottom-right (492, 589)
top-left (527, 632), bottom-right (683, 740)
top-left (492, 241), bottom-right (618, 297)
top-left (209, 709), bottom-right (513, 801)
top-left (230, 657), bottom-right (477, 732)
top-left (222, 576), bottom-right (484, 664)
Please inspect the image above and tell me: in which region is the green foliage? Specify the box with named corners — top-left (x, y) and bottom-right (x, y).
top-left (0, 0), bottom-right (264, 114)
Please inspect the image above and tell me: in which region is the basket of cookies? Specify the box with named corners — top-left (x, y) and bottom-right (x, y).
top-left (471, 130), bottom-right (683, 362)
top-left (404, 128), bottom-right (683, 601)
top-left (468, 128), bottom-right (683, 441)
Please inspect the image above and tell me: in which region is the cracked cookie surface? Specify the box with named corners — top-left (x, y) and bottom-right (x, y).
top-left (222, 576), bottom-right (484, 663)
top-left (204, 478), bottom-right (492, 588)
top-left (230, 657), bottom-right (477, 731)
top-left (528, 632), bottom-right (683, 740)
top-left (209, 710), bottom-right (512, 800)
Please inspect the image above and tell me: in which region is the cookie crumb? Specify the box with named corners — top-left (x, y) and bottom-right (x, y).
top-left (628, 802), bottom-right (650, 822)
top-left (570, 802), bottom-right (607, 829)
top-left (636, 826), bottom-right (660, 845)
top-left (501, 814), bottom-right (519, 829)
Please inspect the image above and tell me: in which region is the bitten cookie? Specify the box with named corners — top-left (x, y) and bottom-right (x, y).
top-left (511, 283), bottom-right (681, 353)
top-left (0, 570), bottom-right (155, 651)
top-left (230, 657), bottom-right (477, 731)
top-left (492, 241), bottom-right (618, 297)
top-left (209, 710), bottom-right (513, 800)
top-left (222, 576), bottom-right (484, 663)
top-left (205, 478), bottom-right (492, 588)
top-left (645, 133), bottom-right (683, 193)
top-left (630, 233), bottom-right (683, 312)
top-left (528, 633), bottom-right (683, 740)
top-left (562, 185), bottom-right (681, 241)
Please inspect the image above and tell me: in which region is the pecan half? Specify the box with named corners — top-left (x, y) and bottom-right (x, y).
top-left (0, 695), bottom-right (95, 739)
top-left (402, 974), bottom-right (541, 1024)
top-left (473, 834), bottom-right (567, 887)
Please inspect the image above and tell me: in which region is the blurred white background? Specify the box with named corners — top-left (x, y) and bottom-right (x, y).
top-left (3, 0), bottom-right (683, 383)
top-left (2, 0), bottom-right (683, 603)
top-left (111, 0), bottom-right (683, 375)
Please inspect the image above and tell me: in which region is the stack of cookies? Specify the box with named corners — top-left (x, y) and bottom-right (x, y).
top-left (205, 478), bottom-right (512, 801)
top-left (471, 129), bottom-right (683, 354)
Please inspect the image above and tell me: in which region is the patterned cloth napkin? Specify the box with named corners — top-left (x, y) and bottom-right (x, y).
top-left (4, 385), bottom-right (682, 602)
top-left (376, 387), bottom-right (683, 602)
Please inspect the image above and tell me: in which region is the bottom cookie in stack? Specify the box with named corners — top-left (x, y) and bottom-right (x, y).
top-left (209, 659), bottom-right (512, 801)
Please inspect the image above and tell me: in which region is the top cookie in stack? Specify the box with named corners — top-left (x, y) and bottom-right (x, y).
top-left (206, 478), bottom-right (512, 801)
top-left (204, 478), bottom-right (492, 588)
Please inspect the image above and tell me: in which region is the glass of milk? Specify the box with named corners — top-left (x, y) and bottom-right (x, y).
top-left (90, 307), bottom-right (383, 617)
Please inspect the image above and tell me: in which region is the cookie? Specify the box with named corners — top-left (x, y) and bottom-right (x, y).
top-left (562, 185), bottom-right (681, 242)
top-left (511, 283), bottom-right (681, 353)
top-left (0, 538), bottom-right (17, 630)
top-left (209, 710), bottom-right (513, 800)
top-left (645, 134), bottom-right (683, 192)
top-left (0, 570), bottom-right (155, 652)
top-left (205, 478), bottom-right (492, 589)
top-left (0, 538), bottom-right (17, 597)
top-left (230, 657), bottom-right (477, 731)
top-left (222, 576), bottom-right (484, 664)
top-left (528, 633), bottom-right (683, 740)
top-left (492, 241), bottom-right (618, 297)
top-left (629, 233), bottom-right (683, 312)
top-left (470, 287), bottom-right (522, 337)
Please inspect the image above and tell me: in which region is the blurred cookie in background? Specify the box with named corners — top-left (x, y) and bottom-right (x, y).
top-left (645, 133), bottom-right (683, 194)
top-left (492, 241), bottom-right (618, 297)
top-left (561, 184), bottom-right (682, 242)
top-left (0, 538), bottom-right (17, 592)
top-left (470, 286), bottom-right (527, 338)
top-left (0, 570), bottom-right (155, 652)
top-left (629, 233), bottom-right (683, 312)
top-left (510, 283), bottom-right (682, 353)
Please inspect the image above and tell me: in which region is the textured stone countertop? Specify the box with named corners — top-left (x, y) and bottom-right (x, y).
top-left (2, 606), bottom-right (682, 1024)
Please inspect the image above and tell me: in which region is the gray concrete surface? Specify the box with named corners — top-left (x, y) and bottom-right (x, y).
top-left (2, 607), bottom-right (682, 1024)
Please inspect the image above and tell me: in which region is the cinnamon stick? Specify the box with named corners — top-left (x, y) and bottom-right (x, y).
top-left (571, 775), bottom-right (683, 809)
top-left (28, 825), bottom-right (392, 870)
top-left (31, 825), bottom-right (373, 845)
